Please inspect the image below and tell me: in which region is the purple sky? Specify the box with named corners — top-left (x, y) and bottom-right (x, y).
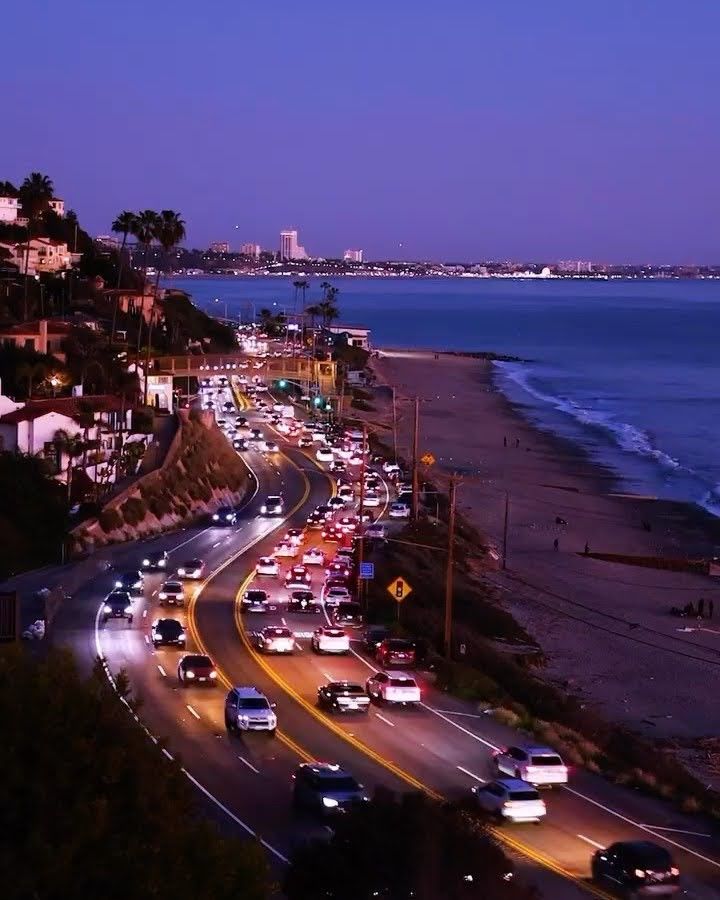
top-left (2, 1), bottom-right (719, 263)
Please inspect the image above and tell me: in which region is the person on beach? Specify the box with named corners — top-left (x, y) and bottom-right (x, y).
top-left (503, 436), bottom-right (507, 447)
top-left (553, 538), bottom-right (559, 551)
top-left (584, 541), bottom-right (590, 555)
top-left (515, 438), bottom-right (520, 448)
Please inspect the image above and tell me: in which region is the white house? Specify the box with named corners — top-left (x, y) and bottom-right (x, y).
top-left (0, 319), bottom-right (75, 361)
top-left (326, 324), bottom-right (371, 350)
top-left (0, 238), bottom-right (71, 275)
top-left (49, 198), bottom-right (65, 217)
top-left (0, 196), bottom-right (20, 223)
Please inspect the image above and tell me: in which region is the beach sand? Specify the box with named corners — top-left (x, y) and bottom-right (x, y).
top-left (364, 350), bottom-right (720, 774)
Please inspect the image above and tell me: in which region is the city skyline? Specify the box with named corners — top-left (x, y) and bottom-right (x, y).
top-left (3, 1), bottom-right (720, 263)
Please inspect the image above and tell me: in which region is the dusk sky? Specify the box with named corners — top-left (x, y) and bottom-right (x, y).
top-left (3, 1), bottom-right (719, 263)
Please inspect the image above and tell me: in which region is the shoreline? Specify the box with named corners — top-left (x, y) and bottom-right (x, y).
top-left (366, 349), bottom-right (720, 768)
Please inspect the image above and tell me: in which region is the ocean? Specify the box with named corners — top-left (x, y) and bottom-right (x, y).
top-left (166, 276), bottom-right (720, 515)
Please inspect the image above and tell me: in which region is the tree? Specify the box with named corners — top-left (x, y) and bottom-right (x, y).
top-left (284, 790), bottom-right (539, 900)
top-left (131, 209), bottom-right (160, 289)
top-left (18, 172), bottom-right (55, 320)
top-left (0, 646), bottom-right (271, 900)
top-left (110, 211), bottom-right (138, 343)
top-left (17, 360), bottom-right (47, 399)
top-left (52, 428), bottom-right (85, 501)
top-left (318, 285), bottom-right (340, 327)
top-left (257, 306), bottom-right (286, 337)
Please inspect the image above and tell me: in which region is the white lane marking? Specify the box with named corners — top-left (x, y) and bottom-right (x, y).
top-left (639, 826), bottom-right (712, 838)
top-left (375, 713), bottom-right (395, 727)
top-left (237, 755), bottom-right (260, 774)
top-left (162, 748), bottom-right (174, 761)
top-left (186, 704), bottom-right (201, 720)
top-left (157, 665), bottom-right (167, 677)
top-left (170, 525), bottom-right (212, 554)
top-left (212, 540), bottom-right (222, 548)
top-left (182, 767), bottom-right (289, 863)
top-left (281, 617), bottom-right (287, 626)
top-left (564, 786), bottom-right (720, 869)
top-left (432, 708), bottom-right (490, 719)
top-left (420, 703), bottom-right (501, 752)
top-left (144, 634), bottom-right (150, 645)
top-left (577, 834), bottom-right (605, 850)
top-left (142, 608), bottom-right (148, 618)
top-left (322, 671), bottom-right (335, 681)
top-left (456, 765), bottom-right (486, 783)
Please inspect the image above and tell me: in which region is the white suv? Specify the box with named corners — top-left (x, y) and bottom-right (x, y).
top-left (224, 686), bottom-right (277, 735)
top-left (472, 779), bottom-right (547, 823)
top-left (493, 744), bottom-right (568, 786)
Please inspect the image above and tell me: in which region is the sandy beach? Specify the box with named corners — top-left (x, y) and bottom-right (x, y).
top-left (365, 350), bottom-right (720, 779)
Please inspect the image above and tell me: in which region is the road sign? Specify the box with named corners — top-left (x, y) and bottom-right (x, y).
top-left (387, 577), bottom-right (413, 603)
top-left (420, 452), bottom-right (436, 466)
top-left (359, 562), bottom-right (375, 580)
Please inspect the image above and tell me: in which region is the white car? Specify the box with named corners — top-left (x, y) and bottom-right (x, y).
top-left (362, 492), bottom-right (381, 508)
top-left (303, 547), bottom-right (325, 566)
top-left (285, 528), bottom-right (306, 546)
top-left (337, 485), bottom-right (355, 503)
top-left (256, 626), bottom-right (295, 654)
top-left (472, 779), bottom-right (547, 824)
top-left (256, 556), bottom-right (279, 577)
top-left (382, 461), bottom-right (401, 474)
top-left (158, 581), bottom-right (185, 606)
top-left (274, 540), bottom-right (298, 558)
top-left (389, 501), bottom-right (411, 519)
top-left (263, 440), bottom-right (280, 453)
top-left (311, 626), bottom-right (350, 655)
top-left (335, 445), bottom-right (354, 460)
top-left (261, 495), bottom-right (284, 516)
top-left (348, 455), bottom-right (363, 466)
top-left (493, 745), bottom-right (569, 786)
top-left (310, 428), bottom-right (327, 443)
top-left (324, 585), bottom-right (351, 607)
top-left (365, 672), bottom-right (421, 704)
top-left (365, 523), bottom-right (386, 540)
top-left (316, 446), bottom-right (334, 463)
top-left (328, 496), bottom-right (345, 511)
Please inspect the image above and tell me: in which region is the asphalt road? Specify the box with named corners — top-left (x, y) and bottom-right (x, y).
top-left (54, 378), bottom-right (720, 898)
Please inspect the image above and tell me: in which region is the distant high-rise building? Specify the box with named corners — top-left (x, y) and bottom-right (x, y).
top-left (557, 260), bottom-right (593, 274)
top-left (240, 242), bottom-right (261, 258)
top-left (209, 241), bottom-right (230, 254)
top-left (343, 249), bottom-right (363, 263)
top-left (280, 229), bottom-right (308, 260)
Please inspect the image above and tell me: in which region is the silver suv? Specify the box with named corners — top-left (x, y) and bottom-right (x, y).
top-left (224, 686), bottom-right (277, 735)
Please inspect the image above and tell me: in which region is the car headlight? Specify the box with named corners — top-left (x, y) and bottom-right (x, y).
top-left (124, 606), bottom-right (133, 614)
top-left (185, 670), bottom-right (195, 678)
top-left (103, 605), bottom-right (112, 613)
top-left (634, 869), bottom-right (646, 879)
top-left (178, 631), bottom-right (186, 640)
top-left (142, 559), bottom-right (150, 566)
top-left (209, 671), bottom-right (217, 679)
top-left (322, 797), bottom-right (339, 808)
top-left (114, 580), bottom-right (123, 588)
top-left (260, 505), bottom-right (267, 513)
top-left (238, 714), bottom-right (249, 725)
top-left (159, 592), bottom-right (167, 600)
top-left (178, 568), bottom-right (186, 576)
top-left (159, 559), bottom-right (166, 566)
top-left (212, 514), bottom-right (219, 521)
top-left (268, 713), bottom-right (277, 727)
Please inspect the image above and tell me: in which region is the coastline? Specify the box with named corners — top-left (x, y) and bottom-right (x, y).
top-left (367, 349), bottom-right (720, 766)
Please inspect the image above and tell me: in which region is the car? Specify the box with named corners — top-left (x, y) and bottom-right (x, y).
top-left (311, 626), bottom-right (350, 654)
top-left (314, 504), bottom-right (334, 520)
top-left (335, 445), bottom-right (354, 460)
top-left (365, 522), bottom-right (387, 540)
top-left (493, 745), bottom-right (569, 786)
top-left (302, 546), bottom-right (325, 566)
top-left (591, 841), bottom-right (680, 897)
top-left (141, 550), bottom-right (169, 570)
top-left (329, 460), bottom-right (346, 474)
top-left (331, 601), bottom-right (364, 628)
top-left (347, 454), bottom-right (364, 467)
top-left (151, 618), bottom-right (186, 648)
top-left (250, 428), bottom-right (263, 441)
top-left (274, 539), bottom-right (298, 558)
top-left (337, 515), bottom-right (359, 535)
top-left (177, 654), bottom-right (217, 686)
top-left (310, 428), bottom-right (326, 443)
top-left (334, 547), bottom-right (355, 564)
top-left (362, 492), bottom-right (381, 508)
top-left (327, 496), bottom-right (346, 511)
top-left (223, 400), bottom-right (234, 411)
top-left (212, 506), bottom-right (238, 526)
top-left (158, 580), bottom-right (185, 606)
top-left (472, 779), bottom-right (547, 824)
top-left (285, 565), bottom-right (311, 589)
top-left (292, 763), bottom-right (369, 814)
top-left (261, 495), bottom-right (284, 516)
top-left (224, 686), bottom-right (277, 735)
top-left (235, 416), bottom-right (248, 427)
top-left (241, 589), bottom-right (270, 612)
top-left (285, 528), bottom-right (305, 546)
top-left (263, 440), bottom-right (280, 454)
top-left (114, 570), bottom-right (144, 593)
top-left (337, 484), bottom-right (355, 502)
top-left (256, 626), bottom-right (295, 654)
top-left (216, 418), bottom-right (228, 427)
top-left (362, 624), bottom-right (390, 654)
top-left (326, 560), bottom-right (351, 579)
top-left (101, 590), bottom-right (134, 624)
top-left (256, 556), bottom-right (279, 577)
top-left (317, 681), bottom-right (371, 714)
top-left (306, 512), bottom-right (325, 529)
top-left (316, 446), bottom-right (334, 463)
top-left (376, 638), bottom-right (416, 668)
top-left (233, 437), bottom-right (248, 451)
top-left (321, 525), bottom-right (342, 542)
top-left (177, 559), bottom-right (205, 580)
top-left (324, 585), bottom-right (352, 608)
top-left (298, 435), bottom-right (314, 448)
top-left (389, 501), bottom-right (411, 519)
top-left (382, 461), bottom-right (401, 474)
top-left (289, 590), bottom-right (322, 613)
top-left (397, 490), bottom-right (413, 506)
top-left (366, 672), bottom-right (421, 704)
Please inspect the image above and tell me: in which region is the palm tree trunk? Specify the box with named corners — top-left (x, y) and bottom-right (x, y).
top-left (22, 234), bottom-right (31, 321)
top-left (116, 231), bottom-right (128, 289)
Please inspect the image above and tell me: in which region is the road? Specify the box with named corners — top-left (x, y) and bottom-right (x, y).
top-left (53, 374), bottom-right (720, 898)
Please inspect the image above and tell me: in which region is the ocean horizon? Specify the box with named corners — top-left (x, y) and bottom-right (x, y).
top-left (166, 275), bottom-right (720, 518)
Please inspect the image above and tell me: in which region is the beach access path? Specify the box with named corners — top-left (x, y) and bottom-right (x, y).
top-left (368, 351), bottom-right (720, 777)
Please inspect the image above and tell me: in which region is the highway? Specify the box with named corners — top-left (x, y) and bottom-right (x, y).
top-left (55, 373), bottom-right (720, 898)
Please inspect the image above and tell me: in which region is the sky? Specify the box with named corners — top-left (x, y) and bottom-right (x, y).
top-left (2, 0), bottom-right (720, 263)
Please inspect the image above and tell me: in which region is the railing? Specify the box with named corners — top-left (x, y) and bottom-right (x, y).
top-left (152, 353), bottom-right (337, 392)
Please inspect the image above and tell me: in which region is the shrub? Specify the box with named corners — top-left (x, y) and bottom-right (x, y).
top-left (121, 497), bottom-right (147, 527)
top-left (98, 508), bottom-right (123, 534)
top-left (148, 494), bottom-right (173, 519)
top-left (131, 406), bottom-right (155, 434)
top-left (492, 708), bottom-right (522, 729)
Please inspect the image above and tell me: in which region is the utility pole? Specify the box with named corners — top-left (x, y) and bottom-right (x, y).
top-left (502, 490), bottom-right (510, 571)
top-left (444, 474), bottom-right (458, 659)
top-left (391, 385), bottom-right (398, 463)
top-left (411, 396), bottom-right (419, 520)
top-left (356, 423), bottom-right (368, 609)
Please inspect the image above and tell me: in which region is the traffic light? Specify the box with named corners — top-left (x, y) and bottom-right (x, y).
top-left (313, 396), bottom-right (323, 407)
top-left (278, 379), bottom-right (287, 389)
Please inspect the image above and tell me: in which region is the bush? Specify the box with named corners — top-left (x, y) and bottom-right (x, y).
top-left (121, 497), bottom-right (147, 527)
top-left (98, 507), bottom-right (123, 534)
top-left (131, 406), bottom-right (155, 434)
top-left (148, 494), bottom-right (173, 519)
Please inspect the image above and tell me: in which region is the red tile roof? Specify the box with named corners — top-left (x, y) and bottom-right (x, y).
top-left (0, 395), bottom-right (124, 425)
top-left (0, 319), bottom-right (75, 336)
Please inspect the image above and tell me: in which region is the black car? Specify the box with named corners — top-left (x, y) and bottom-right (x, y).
top-left (306, 512), bottom-right (325, 529)
top-left (151, 618), bottom-right (186, 648)
top-left (362, 624), bottom-right (390, 655)
top-left (177, 654), bottom-right (217, 686)
top-left (317, 681), bottom-right (370, 714)
top-left (232, 437), bottom-right (248, 451)
top-left (141, 550), bottom-right (169, 571)
top-left (591, 841), bottom-right (680, 896)
top-left (212, 505), bottom-right (237, 526)
top-left (113, 569), bottom-right (143, 594)
top-left (235, 416), bottom-right (248, 427)
top-left (331, 601), bottom-right (364, 628)
top-left (288, 590), bottom-right (321, 613)
top-left (241, 589), bottom-right (270, 613)
top-left (102, 590), bottom-right (134, 624)
top-left (292, 763), bottom-right (368, 815)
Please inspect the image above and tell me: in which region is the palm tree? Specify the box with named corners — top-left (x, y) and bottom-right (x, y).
top-left (17, 361), bottom-right (47, 399)
top-left (51, 428), bottom-right (85, 502)
top-left (130, 210), bottom-right (160, 363)
top-left (144, 210), bottom-right (186, 404)
top-left (110, 211), bottom-right (138, 343)
top-left (305, 304), bottom-right (322, 331)
top-left (320, 281), bottom-right (332, 302)
top-left (318, 286), bottom-right (340, 327)
top-left (18, 173), bottom-right (54, 321)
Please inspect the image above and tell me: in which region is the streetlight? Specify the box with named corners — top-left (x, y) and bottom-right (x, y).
top-left (49, 375), bottom-right (60, 398)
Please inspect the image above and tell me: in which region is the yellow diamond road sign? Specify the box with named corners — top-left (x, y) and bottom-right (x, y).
top-left (387, 576), bottom-right (413, 603)
top-left (420, 452), bottom-right (435, 466)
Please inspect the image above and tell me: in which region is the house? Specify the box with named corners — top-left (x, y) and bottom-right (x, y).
top-left (0, 196), bottom-right (20, 223)
top-left (326, 324), bottom-right (371, 350)
top-left (103, 288), bottom-right (160, 325)
top-left (0, 238), bottom-right (71, 275)
top-left (0, 319), bottom-right (75, 361)
top-left (49, 198), bottom-right (65, 217)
